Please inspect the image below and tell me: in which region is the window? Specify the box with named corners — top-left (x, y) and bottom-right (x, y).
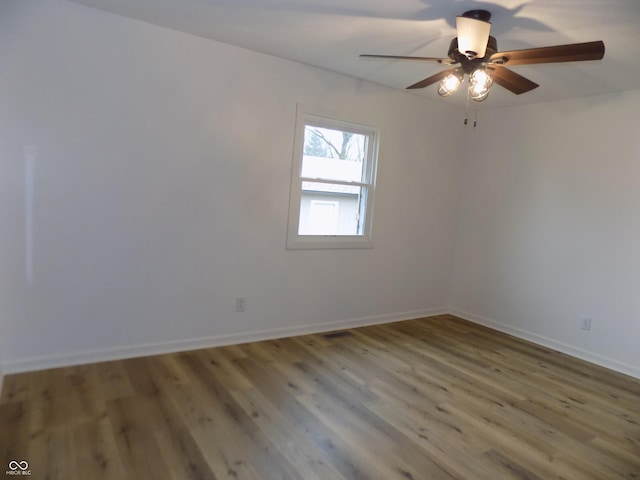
top-left (287, 107), bottom-right (379, 249)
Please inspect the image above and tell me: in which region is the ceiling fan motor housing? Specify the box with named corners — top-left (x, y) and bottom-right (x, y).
top-left (448, 36), bottom-right (498, 74)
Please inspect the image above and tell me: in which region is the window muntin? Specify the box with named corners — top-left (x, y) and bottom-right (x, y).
top-left (287, 109), bottom-right (378, 249)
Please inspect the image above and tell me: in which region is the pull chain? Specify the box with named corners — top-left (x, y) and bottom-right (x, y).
top-left (474, 101), bottom-right (479, 128)
top-left (464, 85), bottom-right (470, 125)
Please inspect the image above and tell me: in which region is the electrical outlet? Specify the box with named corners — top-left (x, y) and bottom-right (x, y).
top-left (581, 318), bottom-right (592, 331)
top-left (235, 297), bottom-right (246, 313)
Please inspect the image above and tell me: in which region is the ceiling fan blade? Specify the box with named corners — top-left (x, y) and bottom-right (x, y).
top-left (489, 67), bottom-right (539, 95)
top-left (489, 40), bottom-right (604, 66)
top-left (406, 69), bottom-right (455, 90)
top-left (359, 54), bottom-right (456, 65)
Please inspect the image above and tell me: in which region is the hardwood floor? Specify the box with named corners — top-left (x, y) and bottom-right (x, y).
top-left (1, 314), bottom-right (639, 479)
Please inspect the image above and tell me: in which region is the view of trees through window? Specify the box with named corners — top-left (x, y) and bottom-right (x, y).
top-left (303, 126), bottom-right (365, 162)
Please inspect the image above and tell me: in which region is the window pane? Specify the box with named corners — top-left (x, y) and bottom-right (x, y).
top-left (301, 126), bottom-right (366, 182)
top-left (301, 201), bottom-right (339, 235)
top-left (298, 184), bottom-right (367, 236)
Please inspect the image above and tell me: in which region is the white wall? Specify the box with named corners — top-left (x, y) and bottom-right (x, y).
top-left (7, 1), bottom-right (635, 379)
top-left (0, 0), bottom-right (465, 371)
top-left (450, 90), bottom-right (640, 378)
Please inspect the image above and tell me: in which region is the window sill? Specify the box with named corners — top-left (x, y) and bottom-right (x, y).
top-left (286, 235), bottom-right (374, 250)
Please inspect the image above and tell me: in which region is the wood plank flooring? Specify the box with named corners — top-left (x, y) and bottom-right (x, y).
top-left (1, 314), bottom-right (639, 479)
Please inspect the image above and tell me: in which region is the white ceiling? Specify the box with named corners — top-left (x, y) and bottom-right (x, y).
top-left (70, 0), bottom-right (640, 108)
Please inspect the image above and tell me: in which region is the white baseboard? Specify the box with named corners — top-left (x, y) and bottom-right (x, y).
top-left (4, 307), bottom-right (638, 381)
top-left (3, 307), bottom-right (447, 374)
top-left (449, 308), bottom-right (640, 380)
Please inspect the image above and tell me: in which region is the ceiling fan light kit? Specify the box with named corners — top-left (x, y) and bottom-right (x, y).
top-left (360, 9), bottom-right (605, 115)
top-left (469, 68), bottom-right (493, 101)
top-left (437, 69), bottom-right (464, 97)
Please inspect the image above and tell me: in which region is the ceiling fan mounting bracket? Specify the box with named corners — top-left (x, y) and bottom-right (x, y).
top-left (461, 9), bottom-right (492, 22)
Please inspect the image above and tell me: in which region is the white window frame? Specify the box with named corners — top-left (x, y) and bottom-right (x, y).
top-left (286, 106), bottom-right (379, 250)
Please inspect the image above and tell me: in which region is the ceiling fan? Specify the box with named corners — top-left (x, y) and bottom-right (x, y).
top-left (360, 10), bottom-right (605, 102)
